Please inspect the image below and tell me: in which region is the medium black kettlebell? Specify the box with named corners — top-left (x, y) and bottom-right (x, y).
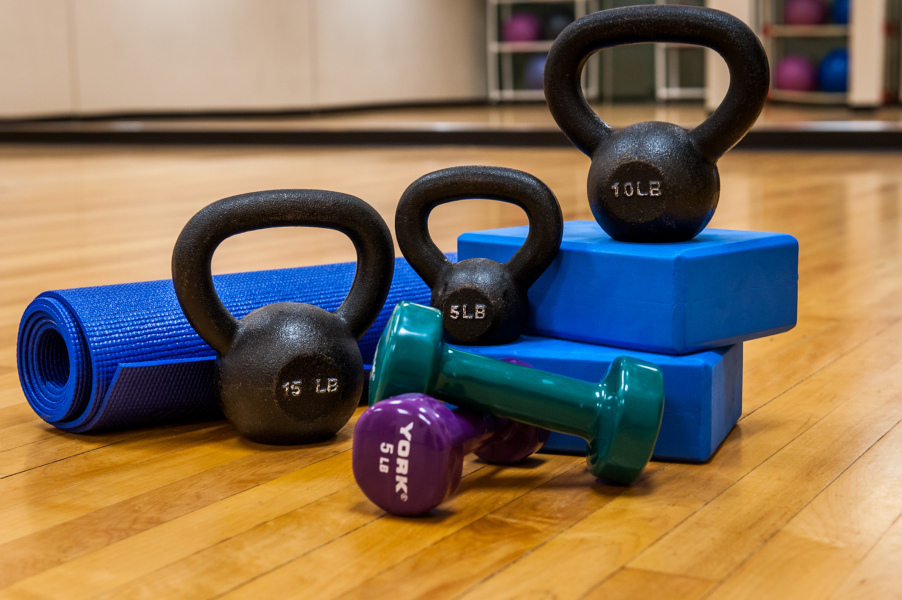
top-left (395, 165), bottom-right (563, 346)
top-left (172, 190), bottom-right (394, 444)
top-left (544, 5), bottom-right (769, 242)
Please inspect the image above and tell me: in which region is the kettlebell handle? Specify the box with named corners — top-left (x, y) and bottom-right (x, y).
top-left (395, 166), bottom-right (563, 290)
top-left (545, 5), bottom-right (769, 162)
top-left (172, 189), bottom-right (395, 355)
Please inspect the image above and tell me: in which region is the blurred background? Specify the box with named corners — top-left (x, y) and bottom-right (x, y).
top-left (0, 0), bottom-right (899, 137)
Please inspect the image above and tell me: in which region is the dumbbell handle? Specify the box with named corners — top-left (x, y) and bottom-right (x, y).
top-left (361, 394), bottom-right (543, 461)
top-left (449, 405), bottom-right (496, 455)
top-left (426, 346), bottom-right (609, 439)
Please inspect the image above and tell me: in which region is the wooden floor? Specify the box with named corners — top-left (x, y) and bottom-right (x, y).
top-left (2, 139), bottom-right (902, 599)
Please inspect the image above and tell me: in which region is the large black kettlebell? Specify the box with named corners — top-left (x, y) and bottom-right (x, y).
top-left (172, 190), bottom-right (394, 444)
top-left (544, 5), bottom-right (769, 243)
top-left (395, 165), bottom-right (563, 346)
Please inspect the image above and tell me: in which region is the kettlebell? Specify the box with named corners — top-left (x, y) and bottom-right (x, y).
top-left (544, 5), bottom-right (769, 242)
top-left (395, 165), bottom-right (563, 345)
top-left (172, 189), bottom-right (394, 444)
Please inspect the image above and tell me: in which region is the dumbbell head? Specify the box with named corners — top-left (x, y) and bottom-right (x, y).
top-left (368, 301), bottom-right (444, 405)
top-left (354, 392), bottom-right (548, 516)
top-left (587, 356), bottom-right (665, 483)
top-left (353, 393), bottom-right (467, 516)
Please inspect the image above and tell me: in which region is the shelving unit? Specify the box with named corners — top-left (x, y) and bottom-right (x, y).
top-left (887, 0), bottom-right (902, 103)
top-left (487, 0), bottom-right (599, 102)
top-left (765, 24), bottom-right (850, 37)
top-left (706, 0), bottom-right (897, 109)
top-left (654, 0), bottom-right (706, 102)
top-left (760, 0), bottom-right (850, 104)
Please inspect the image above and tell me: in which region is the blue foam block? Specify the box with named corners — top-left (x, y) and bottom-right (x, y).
top-left (458, 221), bottom-right (797, 355)
top-left (454, 335), bottom-right (742, 463)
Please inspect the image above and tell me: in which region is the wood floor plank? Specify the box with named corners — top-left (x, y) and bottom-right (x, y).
top-left (0, 421), bottom-right (61, 453)
top-left (741, 316), bottom-right (894, 417)
top-left (86, 458), bottom-right (490, 600)
top-left (0, 423), bottom-right (353, 589)
top-left (215, 455), bottom-right (581, 600)
top-left (452, 318), bottom-right (902, 600)
top-left (629, 332), bottom-right (902, 581)
top-left (583, 568), bottom-right (715, 600)
top-left (0, 448), bottom-right (359, 600)
top-left (90, 484), bottom-right (383, 600)
top-left (453, 462), bottom-right (732, 600)
top-left (0, 422), bottom-right (227, 506)
top-left (829, 514), bottom-right (902, 599)
top-left (336, 464), bottom-right (664, 600)
top-left (0, 404), bottom-right (41, 431)
top-left (0, 428), bottom-right (141, 478)
top-left (741, 315), bottom-right (829, 365)
top-left (0, 376), bottom-right (27, 409)
top-left (0, 426), bottom-right (245, 545)
top-left (704, 420), bottom-right (902, 599)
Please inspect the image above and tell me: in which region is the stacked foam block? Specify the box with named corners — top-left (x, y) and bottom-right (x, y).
top-left (453, 220), bottom-right (798, 462)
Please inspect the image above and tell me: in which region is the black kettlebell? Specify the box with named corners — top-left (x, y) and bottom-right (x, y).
top-left (172, 190), bottom-right (394, 444)
top-left (395, 165), bottom-right (563, 346)
top-left (544, 5), bottom-right (769, 242)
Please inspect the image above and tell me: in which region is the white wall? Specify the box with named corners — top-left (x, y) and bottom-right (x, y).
top-left (313, 0), bottom-right (486, 108)
top-left (0, 0), bottom-right (73, 117)
top-left (0, 0), bottom-right (487, 118)
top-left (73, 0), bottom-right (315, 114)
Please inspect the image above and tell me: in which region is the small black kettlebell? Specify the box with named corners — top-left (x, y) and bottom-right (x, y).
top-left (395, 166), bottom-right (563, 346)
top-left (544, 5), bottom-right (769, 242)
top-left (172, 190), bottom-right (394, 444)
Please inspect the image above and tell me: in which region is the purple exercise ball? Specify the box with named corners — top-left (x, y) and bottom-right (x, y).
top-left (502, 12), bottom-right (543, 43)
top-left (784, 0), bottom-right (828, 26)
top-left (775, 55), bottom-right (817, 91)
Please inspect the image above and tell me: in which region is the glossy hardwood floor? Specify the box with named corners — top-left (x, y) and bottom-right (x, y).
top-left (2, 140), bottom-right (902, 599)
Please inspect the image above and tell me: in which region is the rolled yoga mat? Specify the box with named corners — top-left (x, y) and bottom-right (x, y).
top-left (17, 256), bottom-right (444, 433)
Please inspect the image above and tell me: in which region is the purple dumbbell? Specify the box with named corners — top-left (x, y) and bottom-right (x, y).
top-left (352, 392), bottom-right (549, 516)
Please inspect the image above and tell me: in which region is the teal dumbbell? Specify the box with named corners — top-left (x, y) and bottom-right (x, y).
top-left (369, 302), bottom-right (665, 483)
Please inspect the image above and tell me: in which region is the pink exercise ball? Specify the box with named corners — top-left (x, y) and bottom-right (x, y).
top-left (784, 0), bottom-right (828, 26)
top-left (502, 12), bottom-right (543, 43)
top-left (775, 55), bottom-right (817, 91)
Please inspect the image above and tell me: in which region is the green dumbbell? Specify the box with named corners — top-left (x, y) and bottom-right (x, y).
top-left (369, 302), bottom-right (665, 484)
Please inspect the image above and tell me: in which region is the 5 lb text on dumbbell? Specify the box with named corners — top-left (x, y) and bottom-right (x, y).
top-left (375, 420), bottom-right (415, 502)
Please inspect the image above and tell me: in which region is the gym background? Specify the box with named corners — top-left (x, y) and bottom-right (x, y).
top-left (1, 0), bottom-right (898, 118)
top-left (2, 1), bottom-right (902, 599)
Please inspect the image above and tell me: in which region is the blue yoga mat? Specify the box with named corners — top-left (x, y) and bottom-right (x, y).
top-left (17, 256), bottom-right (444, 433)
